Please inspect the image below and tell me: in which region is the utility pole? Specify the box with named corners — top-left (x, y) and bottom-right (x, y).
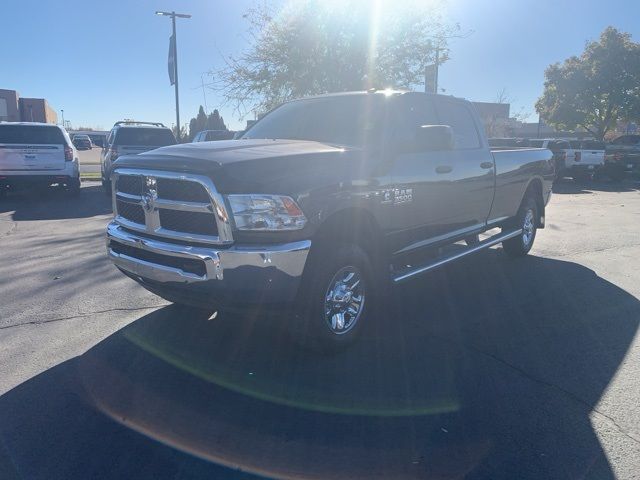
top-left (61, 109), bottom-right (65, 127)
top-left (156, 10), bottom-right (191, 141)
top-left (434, 45), bottom-right (440, 94)
top-left (201, 73), bottom-right (208, 113)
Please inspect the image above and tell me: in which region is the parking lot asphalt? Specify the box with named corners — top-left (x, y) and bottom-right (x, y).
top-left (1, 181), bottom-right (640, 479)
top-left (77, 147), bottom-right (101, 174)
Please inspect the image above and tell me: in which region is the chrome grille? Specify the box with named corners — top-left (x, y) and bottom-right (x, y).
top-left (156, 178), bottom-right (210, 203)
top-left (116, 199), bottom-right (145, 225)
top-left (112, 168), bottom-right (233, 245)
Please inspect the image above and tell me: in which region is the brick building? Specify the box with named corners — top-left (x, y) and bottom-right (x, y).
top-left (0, 89), bottom-right (57, 124)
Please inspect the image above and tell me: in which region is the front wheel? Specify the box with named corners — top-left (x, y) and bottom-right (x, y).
top-left (502, 196), bottom-right (538, 257)
top-left (291, 244), bottom-right (373, 350)
top-left (67, 177), bottom-right (81, 196)
top-left (102, 177), bottom-right (112, 195)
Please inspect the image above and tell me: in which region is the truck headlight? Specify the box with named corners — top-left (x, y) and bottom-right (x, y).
top-left (226, 194), bottom-right (307, 231)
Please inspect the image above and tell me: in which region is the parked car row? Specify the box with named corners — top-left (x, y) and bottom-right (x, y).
top-left (488, 135), bottom-right (639, 182)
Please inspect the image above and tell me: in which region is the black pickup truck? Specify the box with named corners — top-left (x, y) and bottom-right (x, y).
top-left (106, 91), bottom-right (554, 348)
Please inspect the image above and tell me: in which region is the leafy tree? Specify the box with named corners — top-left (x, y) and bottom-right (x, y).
top-left (206, 109), bottom-right (226, 131)
top-left (536, 27), bottom-right (640, 140)
top-left (186, 106), bottom-right (228, 141)
top-left (212, 0), bottom-right (458, 116)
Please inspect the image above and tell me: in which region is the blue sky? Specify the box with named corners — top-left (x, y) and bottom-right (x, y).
top-left (2, 0), bottom-right (639, 131)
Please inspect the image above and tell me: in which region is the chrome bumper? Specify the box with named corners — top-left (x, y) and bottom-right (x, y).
top-left (106, 222), bottom-right (311, 304)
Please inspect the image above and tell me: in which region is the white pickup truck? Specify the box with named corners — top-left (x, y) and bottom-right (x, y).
top-left (0, 122), bottom-right (80, 196)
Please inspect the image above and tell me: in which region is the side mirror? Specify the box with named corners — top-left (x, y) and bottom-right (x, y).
top-left (412, 125), bottom-right (454, 152)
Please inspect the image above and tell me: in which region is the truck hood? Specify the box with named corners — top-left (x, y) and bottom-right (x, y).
top-left (113, 139), bottom-right (366, 194)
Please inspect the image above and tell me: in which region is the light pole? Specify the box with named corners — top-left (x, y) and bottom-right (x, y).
top-left (156, 10), bottom-right (191, 141)
top-left (61, 109), bottom-right (65, 127)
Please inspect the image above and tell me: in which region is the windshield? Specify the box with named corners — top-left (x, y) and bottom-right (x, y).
top-left (114, 128), bottom-right (176, 146)
top-left (0, 125), bottom-right (65, 144)
top-left (242, 95), bottom-right (385, 147)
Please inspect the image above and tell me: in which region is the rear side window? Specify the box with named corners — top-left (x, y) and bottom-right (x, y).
top-left (206, 130), bottom-right (234, 141)
top-left (612, 135), bottom-right (640, 145)
top-left (569, 141), bottom-right (581, 149)
top-left (529, 140), bottom-right (544, 148)
top-left (582, 140), bottom-right (605, 150)
top-left (0, 125), bottom-right (65, 144)
top-left (435, 100), bottom-right (480, 149)
top-left (114, 128), bottom-right (176, 147)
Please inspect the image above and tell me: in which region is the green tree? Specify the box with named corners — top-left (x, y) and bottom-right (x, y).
top-left (206, 109), bottom-right (227, 130)
top-left (536, 27), bottom-right (640, 140)
top-left (212, 1), bottom-right (458, 116)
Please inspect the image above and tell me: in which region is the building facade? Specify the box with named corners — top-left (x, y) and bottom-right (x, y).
top-left (0, 89), bottom-right (57, 124)
top-left (0, 89), bottom-right (21, 122)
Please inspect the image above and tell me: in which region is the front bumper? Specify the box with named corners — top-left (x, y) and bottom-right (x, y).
top-left (0, 173), bottom-right (78, 188)
top-left (106, 222), bottom-right (311, 306)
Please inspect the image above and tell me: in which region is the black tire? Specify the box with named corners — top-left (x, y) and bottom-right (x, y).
top-left (465, 234), bottom-right (480, 246)
top-left (572, 173), bottom-right (592, 183)
top-left (67, 178), bottom-right (81, 197)
top-left (502, 195), bottom-right (538, 257)
top-left (608, 167), bottom-right (625, 183)
top-left (291, 243), bottom-right (374, 351)
top-left (102, 177), bottom-right (112, 195)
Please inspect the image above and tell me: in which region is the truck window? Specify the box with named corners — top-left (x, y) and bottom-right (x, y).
top-left (0, 125), bottom-right (65, 144)
top-left (114, 128), bottom-right (177, 147)
top-left (434, 100), bottom-right (480, 149)
top-left (392, 95), bottom-right (438, 144)
top-left (242, 95), bottom-right (386, 147)
top-left (529, 140), bottom-right (544, 148)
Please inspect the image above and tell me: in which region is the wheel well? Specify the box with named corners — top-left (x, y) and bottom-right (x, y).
top-left (525, 178), bottom-right (545, 227)
top-left (312, 208), bottom-right (381, 257)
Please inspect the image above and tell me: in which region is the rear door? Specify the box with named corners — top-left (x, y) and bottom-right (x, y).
top-left (0, 124), bottom-right (67, 172)
top-left (432, 97), bottom-right (495, 232)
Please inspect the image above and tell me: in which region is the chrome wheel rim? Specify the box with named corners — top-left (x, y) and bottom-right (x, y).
top-left (323, 266), bottom-right (365, 335)
top-left (522, 209), bottom-right (535, 246)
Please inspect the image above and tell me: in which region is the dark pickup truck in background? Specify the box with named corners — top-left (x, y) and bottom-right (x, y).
top-left (605, 134), bottom-right (640, 181)
top-left (106, 91), bottom-right (554, 348)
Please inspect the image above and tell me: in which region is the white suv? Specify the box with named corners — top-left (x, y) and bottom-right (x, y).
top-left (0, 122), bottom-right (80, 197)
top-left (101, 121), bottom-right (176, 192)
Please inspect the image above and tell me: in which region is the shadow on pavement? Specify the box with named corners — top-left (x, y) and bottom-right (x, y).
top-left (0, 184), bottom-right (111, 221)
top-left (553, 178), bottom-right (640, 195)
top-left (1, 251), bottom-right (637, 479)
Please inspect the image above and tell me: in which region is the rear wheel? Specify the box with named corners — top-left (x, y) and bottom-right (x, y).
top-left (502, 196), bottom-right (538, 257)
top-left (608, 166), bottom-right (625, 183)
top-left (67, 177), bottom-right (81, 196)
top-left (291, 243), bottom-right (373, 351)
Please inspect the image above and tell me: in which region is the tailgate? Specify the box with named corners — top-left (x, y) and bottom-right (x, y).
top-left (0, 143), bottom-right (66, 172)
top-left (578, 150), bottom-right (604, 166)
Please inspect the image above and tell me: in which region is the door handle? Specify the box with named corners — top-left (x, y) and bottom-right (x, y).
top-left (435, 165), bottom-right (452, 174)
top-left (480, 162), bottom-right (494, 169)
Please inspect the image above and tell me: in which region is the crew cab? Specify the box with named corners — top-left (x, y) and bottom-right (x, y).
top-left (101, 121), bottom-right (176, 192)
top-left (106, 91), bottom-right (553, 348)
top-left (0, 122), bottom-right (80, 196)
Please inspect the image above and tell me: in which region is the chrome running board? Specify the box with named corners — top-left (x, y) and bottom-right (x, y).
top-left (393, 228), bottom-right (523, 284)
